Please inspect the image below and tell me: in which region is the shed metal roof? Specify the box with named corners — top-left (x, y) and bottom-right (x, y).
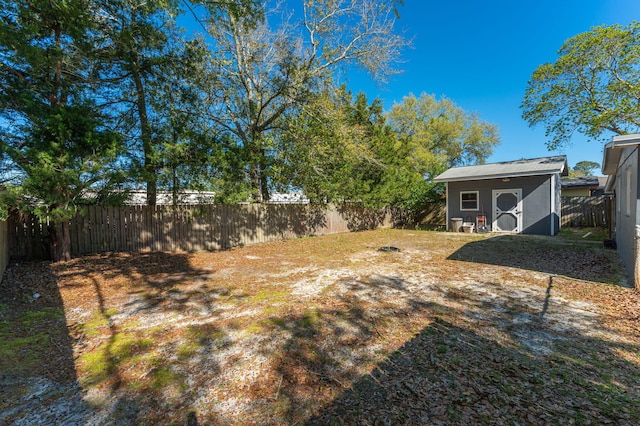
top-left (433, 156), bottom-right (568, 182)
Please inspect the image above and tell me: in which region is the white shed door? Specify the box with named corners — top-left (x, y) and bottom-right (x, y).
top-left (492, 189), bottom-right (522, 233)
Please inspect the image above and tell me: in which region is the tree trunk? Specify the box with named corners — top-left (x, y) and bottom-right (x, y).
top-left (132, 66), bottom-right (157, 206)
top-left (48, 221), bottom-right (71, 262)
top-left (172, 165), bottom-right (178, 206)
top-left (147, 179), bottom-right (157, 206)
top-left (260, 153), bottom-right (270, 203)
top-left (249, 163), bottom-right (263, 203)
top-left (248, 141), bottom-right (269, 203)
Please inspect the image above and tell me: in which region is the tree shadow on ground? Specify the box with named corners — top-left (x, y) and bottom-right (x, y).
top-left (0, 252), bottom-right (227, 424)
top-left (4, 245), bottom-right (638, 424)
top-left (56, 251), bottom-right (232, 315)
top-left (306, 316), bottom-right (640, 425)
top-left (53, 251), bottom-right (233, 424)
top-left (0, 261), bottom-right (90, 424)
top-left (250, 272), bottom-right (639, 425)
top-left (447, 234), bottom-right (628, 285)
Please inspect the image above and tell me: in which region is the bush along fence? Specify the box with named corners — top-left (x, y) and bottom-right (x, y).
top-left (560, 196), bottom-right (610, 228)
top-left (8, 203), bottom-right (398, 260)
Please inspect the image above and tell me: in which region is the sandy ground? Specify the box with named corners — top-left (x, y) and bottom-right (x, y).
top-left (1, 230), bottom-right (639, 425)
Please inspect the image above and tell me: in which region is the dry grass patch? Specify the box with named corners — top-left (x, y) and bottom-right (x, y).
top-left (1, 229), bottom-right (639, 425)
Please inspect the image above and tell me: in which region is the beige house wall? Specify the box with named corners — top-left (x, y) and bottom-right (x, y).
top-left (561, 188), bottom-right (592, 197)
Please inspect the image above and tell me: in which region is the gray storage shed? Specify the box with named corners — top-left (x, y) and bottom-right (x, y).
top-left (433, 156), bottom-right (568, 235)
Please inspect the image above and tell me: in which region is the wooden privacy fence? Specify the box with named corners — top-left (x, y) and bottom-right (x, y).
top-left (8, 203), bottom-right (394, 260)
top-left (560, 196), bottom-right (610, 228)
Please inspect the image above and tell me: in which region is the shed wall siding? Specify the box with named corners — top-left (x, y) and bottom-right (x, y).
top-left (447, 175), bottom-right (554, 235)
top-left (554, 173), bottom-right (562, 233)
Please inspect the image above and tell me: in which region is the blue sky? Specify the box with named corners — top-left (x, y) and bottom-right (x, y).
top-left (344, 0), bottom-right (640, 171)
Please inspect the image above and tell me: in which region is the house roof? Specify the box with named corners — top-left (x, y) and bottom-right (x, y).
top-left (433, 156), bottom-right (568, 183)
top-left (601, 134), bottom-right (640, 193)
top-left (561, 176), bottom-right (605, 189)
top-left (602, 134), bottom-right (640, 175)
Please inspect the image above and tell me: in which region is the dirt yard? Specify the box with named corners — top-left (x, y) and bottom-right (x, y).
top-left (1, 229), bottom-right (639, 425)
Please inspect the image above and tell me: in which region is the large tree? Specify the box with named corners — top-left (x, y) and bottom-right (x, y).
top-left (387, 93), bottom-right (500, 173)
top-left (0, 0), bottom-right (126, 261)
top-left (204, 0), bottom-right (409, 202)
top-left (91, 0), bottom-right (261, 205)
top-left (571, 160), bottom-right (600, 177)
top-left (386, 93), bottom-right (500, 219)
top-left (387, 93), bottom-right (500, 220)
top-left (521, 22), bottom-right (640, 150)
top-left (143, 35), bottom-right (226, 204)
top-left (90, 0), bottom-right (186, 206)
top-left (281, 88), bottom-right (401, 206)
top-left (282, 88), bottom-right (492, 224)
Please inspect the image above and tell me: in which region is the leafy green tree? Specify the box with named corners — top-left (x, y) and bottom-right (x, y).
top-left (386, 93), bottom-right (500, 221)
top-left (522, 22), bottom-right (640, 150)
top-left (281, 88), bottom-right (387, 205)
top-left (0, 0), bottom-right (126, 260)
top-left (282, 87), bottom-right (433, 226)
top-left (90, 0), bottom-right (186, 205)
top-left (145, 38), bottom-right (225, 204)
top-left (88, 0), bottom-right (264, 205)
top-left (387, 93), bottom-right (500, 173)
top-left (283, 90), bottom-right (499, 224)
top-left (570, 160), bottom-right (600, 177)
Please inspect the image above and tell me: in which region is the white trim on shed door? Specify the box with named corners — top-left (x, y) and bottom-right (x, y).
top-left (492, 189), bottom-right (523, 233)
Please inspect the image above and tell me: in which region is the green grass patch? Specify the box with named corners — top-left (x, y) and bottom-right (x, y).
top-left (79, 332), bottom-right (154, 386)
top-left (248, 290), bottom-right (289, 303)
top-left (0, 332), bottom-right (51, 371)
top-left (267, 317), bottom-right (288, 328)
top-left (78, 308), bottom-right (120, 337)
top-left (110, 333), bottom-right (154, 356)
top-left (128, 380), bottom-right (145, 391)
top-left (184, 325), bottom-right (207, 342)
top-left (79, 345), bottom-right (113, 385)
top-left (150, 367), bottom-right (185, 392)
top-left (177, 325), bottom-right (228, 358)
top-left (102, 307), bottom-right (119, 317)
top-left (558, 227), bottom-right (609, 242)
top-left (261, 306), bottom-right (284, 317)
top-left (20, 307), bottom-right (65, 322)
top-left (301, 309), bottom-right (321, 327)
top-left (185, 325), bottom-right (226, 343)
top-left (0, 306), bottom-right (67, 375)
top-left (177, 341), bottom-right (200, 359)
top-left (245, 322), bottom-right (264, 335)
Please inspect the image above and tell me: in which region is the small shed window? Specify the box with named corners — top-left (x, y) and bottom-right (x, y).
top-left (460, 191), bottom-right (479, 211)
